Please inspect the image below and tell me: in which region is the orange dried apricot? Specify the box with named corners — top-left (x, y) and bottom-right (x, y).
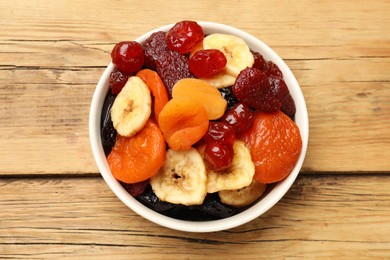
top-left (172, 78), bottom-right (227, 120)
top-left (240, 111), bottom-right (302, 184)
top-left (136, 69), bottom-right (169, 119)
top-left (158, 98), bottom-right (209, 150)
top-left (107, 119), bottom-right (166, 184)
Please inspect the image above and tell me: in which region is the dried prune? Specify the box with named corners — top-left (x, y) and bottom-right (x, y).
top-left (101, 92), bottom-right (117, 155)
top-left (136, 185), bottom-right (176, 212)
top-left (219, 87), bottom-right (239, 110)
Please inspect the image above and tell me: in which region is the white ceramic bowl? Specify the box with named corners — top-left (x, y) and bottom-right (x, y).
top-left (89, 21), bottom-right (309, 232)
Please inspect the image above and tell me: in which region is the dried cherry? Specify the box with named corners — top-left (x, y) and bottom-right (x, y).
top-left (111, 41), bottom-right (144, 74)
top-left (165, 20), bottom-right (204, 54)
top-left (203, 122), bottom-right (235, 146)
top-left (189, 49), bottom-right (227, 78)
top-left (222, 102), bottom-right (254, 134)
top-left (204, 141), bottom-right (234, 171)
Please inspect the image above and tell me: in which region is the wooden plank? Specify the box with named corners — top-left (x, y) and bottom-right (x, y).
top-left (0, 175), bottom-right (389, 258)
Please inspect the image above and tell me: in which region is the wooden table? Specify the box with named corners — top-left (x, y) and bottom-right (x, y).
top-left (1, 0), bottom-right (389, 258)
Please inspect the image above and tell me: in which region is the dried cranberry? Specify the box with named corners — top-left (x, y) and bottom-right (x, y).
top-left (219, 87), bottom-right (239, 110)
top-left (121, 179), bottom-right (149, 197)
top-left (111, 41), bottom-right (144, 74)
top-left (142, 31), bottom-right (169, 70)
top-left (109, 69), bottom-right (129, 95)
top-left (165, 20), bottom-right (204, 54)
top-left (222, 102), bottom-right (254, 134)
top-left (189, 49), bottom-right (227, 78)
top-left (204, 142), bottom-right (234, 171)
top-left (268, 75), bottom-right (296, 117)
top-left (203, 122), bottom-right (235, 146)
top-left (232, 67), bottom-right (281, 112)
top-left (156, 51), bottom-right (194, 98)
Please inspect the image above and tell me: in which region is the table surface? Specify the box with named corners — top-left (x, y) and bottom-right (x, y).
top-left (1, 0), bottom-right (389, 258)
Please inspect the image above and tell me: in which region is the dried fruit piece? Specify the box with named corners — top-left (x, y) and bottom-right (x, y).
top-left (172, 78), bottom-right (227, 120)
top-left (189, 49), bottom-right (227, 78)
top-left (158, 98), bottom-right (209, 150)
top-left (150, 148), bottom-right (207, 205)
top-left (136, 69), bottom-right (169, 119)
top-left (204, 141), bottom-right (234, 171)
top-left (232, 67), bottom-right (281, 112)
top-left (109, 69), bottom-right (129, 95)
top-left (268, 75), bottom-right (296, 118)
top-left (218, 180), bottom-right (266, 208)
top-left (107, 120), bottom-right (166, 184)
top-left (121, 180), bottom-right (149, 197)
top-left (222, 102), bottom-right (253, 134)
top-left (240, 111), bottom-right (302, 184)
top-left (203, 122), bottom-right (235, 146)
top-left (252, 51), bottom-right (283, 78)
top-left (142, 31), bottom-right (169, 70)
top-left (219, 87), bottom-right (239, 110)
top-left (110, 76), bottom-right (151, 137)
top-left (202, 140), bottom-right (255, 193)
top-left (111, 41), bottom-right (144, 74)
top-left (165, 20), bottom-right (204, 54)
top-left (156, 51), bottom-right (194, 98)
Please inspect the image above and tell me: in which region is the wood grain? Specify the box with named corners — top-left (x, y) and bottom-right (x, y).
top-left (0, 1), bottom-right (389, 174)
top-left (0, 175), bottom-right (389, 258)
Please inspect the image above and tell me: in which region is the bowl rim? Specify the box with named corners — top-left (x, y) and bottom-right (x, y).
top-left (89, 21), bottom-right (309, 232)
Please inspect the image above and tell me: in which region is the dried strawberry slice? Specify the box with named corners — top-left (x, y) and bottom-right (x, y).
top-left (268, 75), bottom-right (296, 118)
top-left (252, 51), bottom-right (283, 78)
top-left (156, 51), bottom-right (194, 98)
top-left (232, 67), bottom-right (281, 112)
top-left (142, 31), bottom-right (169, 70)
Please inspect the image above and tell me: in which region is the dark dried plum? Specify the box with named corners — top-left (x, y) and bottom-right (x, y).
top-left (101, 92), bottom-right (117, 155)
top-left (218, 87), bottom-right (238, 110)
top-left (136, 185), bottom-right (176, 212)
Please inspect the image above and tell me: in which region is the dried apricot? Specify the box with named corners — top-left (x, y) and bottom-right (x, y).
top-left (158, 98), bottom-right (209, 150)
top-left (107, 119), bottom-right (166, 184)
top-left (240, 111), bottom-right (302, 184)
top-left (136, 69), bottom-right (169, 119)
top-left (172, 78), bottom-right (227, 120)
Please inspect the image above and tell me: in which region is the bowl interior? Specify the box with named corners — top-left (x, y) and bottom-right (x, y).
top-left (89, 22), bottom-right (309, 232)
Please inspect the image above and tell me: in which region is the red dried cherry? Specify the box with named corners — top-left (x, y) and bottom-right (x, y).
top-left (204, 142), bottom-right (234, 171)
top-left (165, 20), bottom-right (204, 54)
top-left (203, 122), bottom-right (235, 146)
top-left (121, 179), bottom-right (149, 197)
top-left (222, 102), bottom-right (253, 134)
top-left (111, 41), bottom-right (144, 74)
top-left (109, 69), bottom-right (129, 95)
top-left (189, 49), bottom-right (227, 78)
